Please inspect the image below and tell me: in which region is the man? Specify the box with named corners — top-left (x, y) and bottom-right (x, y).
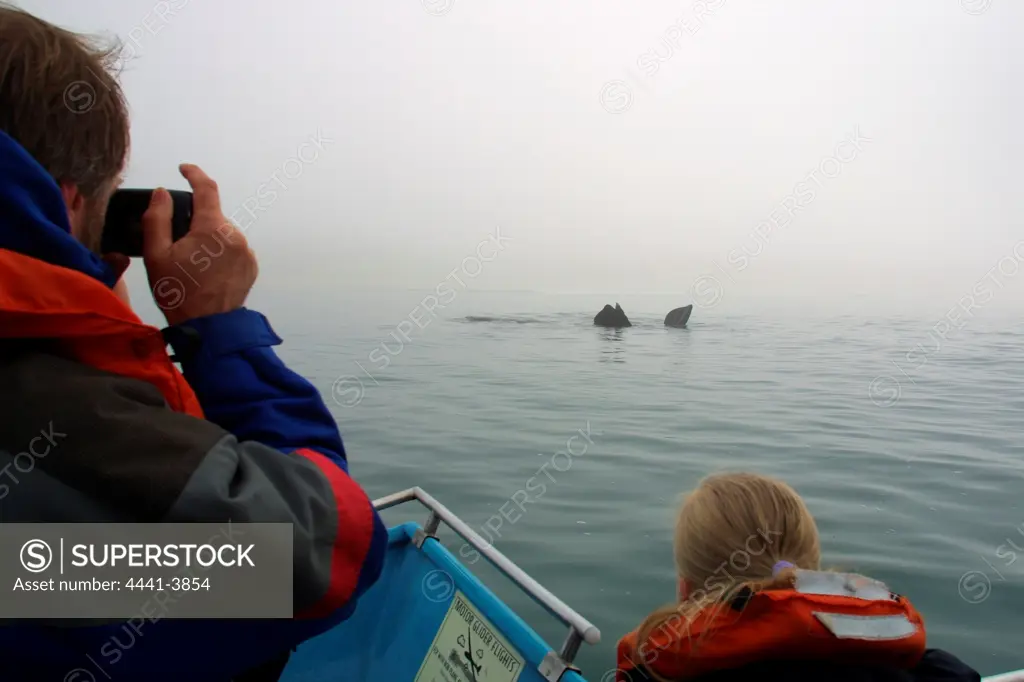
top-left (0, 6), bottom-right (386, 680)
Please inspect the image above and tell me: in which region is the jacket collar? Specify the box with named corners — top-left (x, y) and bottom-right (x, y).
top-left (0, 128), bottom-right (118, 289)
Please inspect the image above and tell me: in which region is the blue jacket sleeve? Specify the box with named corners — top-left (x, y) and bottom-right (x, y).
top-left (163, 308), bottom-right (348, 471)
top-left (153, 310), bottom-right (389, 679)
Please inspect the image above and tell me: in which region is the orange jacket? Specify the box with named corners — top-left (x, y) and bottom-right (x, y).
top-left (0, 246), bottom-right (203, 416)
top-left (617, 572), bottom-right (926, 681)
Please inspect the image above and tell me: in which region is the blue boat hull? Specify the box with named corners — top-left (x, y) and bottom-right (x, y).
top-left (280, 522), bottom-right (589, 682)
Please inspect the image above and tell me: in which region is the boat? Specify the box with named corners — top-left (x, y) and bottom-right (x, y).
top-left (277, 487), bottom-right (1022, 682)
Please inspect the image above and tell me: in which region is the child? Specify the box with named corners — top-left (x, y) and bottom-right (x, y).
top-left (616, 472), bottom-right (980, 681)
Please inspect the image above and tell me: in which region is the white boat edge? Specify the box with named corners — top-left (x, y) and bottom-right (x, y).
top-left (983, 672), bottom-right (1024, 682)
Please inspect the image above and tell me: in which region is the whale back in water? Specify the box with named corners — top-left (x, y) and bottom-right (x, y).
top-left (664, 305), bottom-right (693, 328)
top-left (594, 303), bottom-right (631, 328)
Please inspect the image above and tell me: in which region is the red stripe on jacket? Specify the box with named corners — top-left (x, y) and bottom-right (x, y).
top-left (292, 447), bottom-right (375, 619)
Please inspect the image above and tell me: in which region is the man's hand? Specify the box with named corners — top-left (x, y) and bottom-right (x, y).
top-left (142, 164), bottom-right (258, 326)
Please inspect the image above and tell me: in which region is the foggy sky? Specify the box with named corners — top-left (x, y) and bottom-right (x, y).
top-left (19, 0), bottom-right (1024, 316)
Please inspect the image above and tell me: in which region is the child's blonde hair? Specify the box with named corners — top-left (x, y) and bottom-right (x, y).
top-left (632, 472), bottom-right (822, 678)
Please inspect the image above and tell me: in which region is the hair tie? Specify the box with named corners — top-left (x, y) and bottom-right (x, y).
top-left (772, 560), bottom-right (795, 576)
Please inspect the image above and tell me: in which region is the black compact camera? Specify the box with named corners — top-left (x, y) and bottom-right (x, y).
top-left (101, 188), bottom-right (193, 256)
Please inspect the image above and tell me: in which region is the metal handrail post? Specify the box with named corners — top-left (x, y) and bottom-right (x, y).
top-left (371, 487), bottom-right (601, 654)
top-left (559, 628), bottom-right (583, 664)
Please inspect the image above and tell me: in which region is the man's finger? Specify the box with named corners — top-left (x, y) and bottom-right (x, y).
top-left (141, 188), bottom-right (174, 259)
top-left (179, 163), bottom-right (222, 219)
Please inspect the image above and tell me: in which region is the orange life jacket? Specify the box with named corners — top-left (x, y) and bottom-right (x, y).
top-left (0, 247), bottom-right (204, 418)
top-left (616, 571), bottom-right (926, 681)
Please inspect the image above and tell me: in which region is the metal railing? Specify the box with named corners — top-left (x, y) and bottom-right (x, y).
top-left (373, 487), bottom-right (601, 670)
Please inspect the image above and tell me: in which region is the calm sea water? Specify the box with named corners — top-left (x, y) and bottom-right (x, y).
top-left (256, 290), bottom-right (1024, 677)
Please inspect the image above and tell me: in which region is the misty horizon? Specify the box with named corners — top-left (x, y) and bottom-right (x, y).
top-left (20, 0), bottom-right (1024, 321)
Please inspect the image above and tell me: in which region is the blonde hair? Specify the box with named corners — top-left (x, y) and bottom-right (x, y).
top-left (632, 472), bottom-right (821, 680)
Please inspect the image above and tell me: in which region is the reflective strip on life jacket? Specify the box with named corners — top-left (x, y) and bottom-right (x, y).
top-left (796, 570), bottom-right (894, 601)
top-left (813, 612), bottom-right (919, 641)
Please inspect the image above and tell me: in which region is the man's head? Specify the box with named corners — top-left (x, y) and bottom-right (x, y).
top-left (0, 3), bottom-right (129, 254)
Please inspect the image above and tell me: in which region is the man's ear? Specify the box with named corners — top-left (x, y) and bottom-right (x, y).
top-left (59, 180), bottom-right (86, 239)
